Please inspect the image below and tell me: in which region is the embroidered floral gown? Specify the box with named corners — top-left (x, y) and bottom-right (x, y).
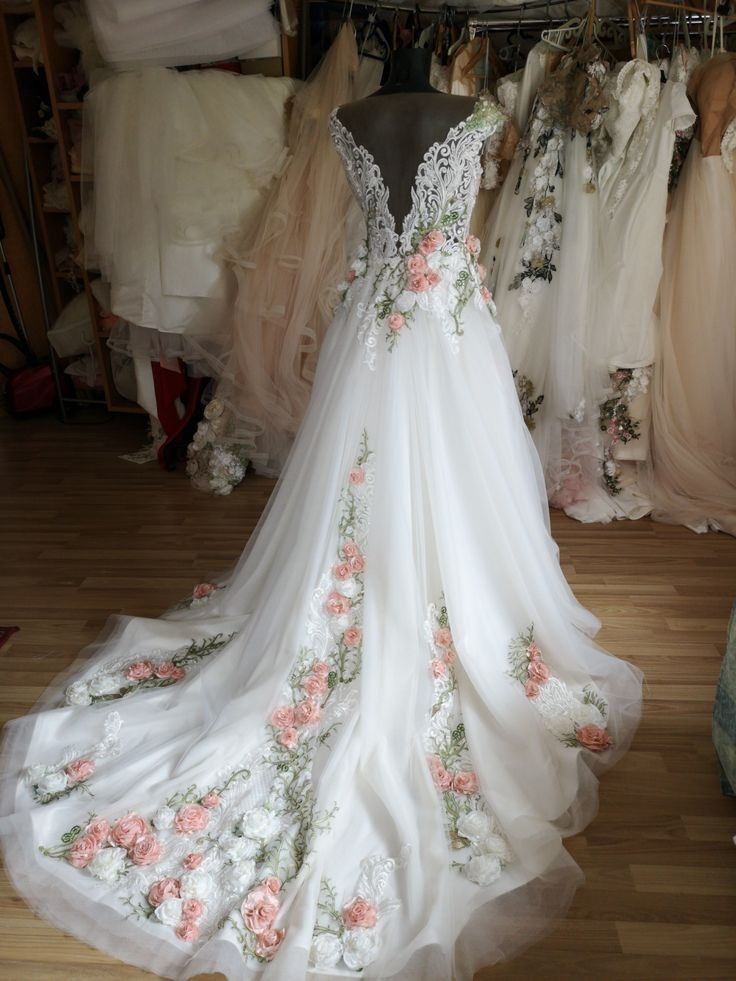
top-left (0, 97), bottom-right (642, 980)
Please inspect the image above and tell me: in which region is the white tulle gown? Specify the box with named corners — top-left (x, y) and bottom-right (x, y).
top-left (0, 96), bottom-right (642, 980)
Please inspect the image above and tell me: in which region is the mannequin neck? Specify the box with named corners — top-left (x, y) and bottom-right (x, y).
top-left (374, 47), bottom-right (438, 96)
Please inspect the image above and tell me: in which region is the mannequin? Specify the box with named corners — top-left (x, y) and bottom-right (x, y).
top-left (336, 47), bottom-right (476, 225)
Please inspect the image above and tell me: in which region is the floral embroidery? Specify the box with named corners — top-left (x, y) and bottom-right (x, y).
top-left (43, 433), bottom-right (375, 966)
top-left (513, 370), bottom-right (545, 431)
top-left (187, 398), bottom-right (249, 496)
top-left (64, 633), bottom-right (235, 706)
top-left (174, 581), bottom-right (226, 611)
top-left (599, 366), bottom-right (652, 496)
top-left (26, 712), bottom-right (122, 805)
top-left (507, 625), bottom-right (612, 751)
top-left (309, 848), bottom-right (408, 971)
top-left (425, 599), bottom-right (513, 885)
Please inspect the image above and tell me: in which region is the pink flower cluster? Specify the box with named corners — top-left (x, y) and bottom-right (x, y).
top-left (431, 625), bottom-right (458, 680)
top-left (241, 877), bottom-right (285, 961)
top-left (174, 802), bottom-right (212, 834)
top-left (427, 755), bottom-right (479, 795)
top-left (270, 659), bottom-right (330, 750)
top-left (64, 757), bottom-right (95, 783)
top-left (406, 229), bottom-right (445, 293)
top-left (523, 642), bottom-right (551, 700)
top-left (126, 659), bottom-right (185, 683)
top-left (147, 876), bottom-right (205, 943)
top-left (67, 813), bottom-right (163, 870)
top-left (575, 723), bottom-right (613, 752)
top-left (192, 582), bottom-right (217, 601)
top-left (342, 896), bottom-right (377, 928)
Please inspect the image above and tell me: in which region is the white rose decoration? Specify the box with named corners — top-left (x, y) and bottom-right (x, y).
top-left (180, 870), bottom-right (216, 902)
top-left (155, 898), bottom-right (184, 926)
top-left (456, 811), bottom-right (493, 844)
top-left (239, 806), bottom-right (280, 842)
top-left (342, 928), bottom-right (381, 970)
top-left (66, 681), bottom-right (92, 706)
top-left (572, 701), bottom-right (605, 728)
top-left (395, 290), bottom-right (417, 313)
top-left (88, 846), bottom-right (127, 883)
top-left (465, 854), bottom-right (502, 886)
top-left (152, 806), bottom-right (176, 831)
top-left (220, 833), bottom-right (259, 861)
top-left (478, 833), bottom-right (513, 863)
top-left (37, 770), bottom-right (69, 796)
top-left (310, 932), bottom-right (344, 969)
top-left (26, 764), bottom-right (48, 785)
top-left (335, 578), bottom-right (360, 599)
top-left (89, 674), bottom-right (122, 696)
top-left (224, 859), bottom-right (256, 890)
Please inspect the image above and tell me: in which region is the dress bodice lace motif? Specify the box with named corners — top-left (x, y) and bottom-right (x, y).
top-left (328, 98), bottom-right (505, 367)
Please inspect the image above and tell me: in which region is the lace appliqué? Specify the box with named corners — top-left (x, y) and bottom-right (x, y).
top-left (513, 370), bottom-right (545, 431)
top-left (508, 625), bottom-right (612, 751)
top-left (64, 632), bottom-right (235, 706)
top-left (187, 397), bottom-right (249, 496)
top-left (25, 712), bottom-right (122, 805)
top-left (309, 847), bottom-right (409, 971)
top-left (424, 598), bottom-right (514, 885)
top-left (43, 433), bottom-right (375, 966)
top-left (599, 366), bottom-right (652, 495)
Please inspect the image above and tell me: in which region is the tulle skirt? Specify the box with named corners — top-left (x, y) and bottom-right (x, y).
top-left (0, 288), bottom-right (642, 979)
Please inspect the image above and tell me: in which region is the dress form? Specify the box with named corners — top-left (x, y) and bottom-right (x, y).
top-left (336, 48), bottom-right (476, 225)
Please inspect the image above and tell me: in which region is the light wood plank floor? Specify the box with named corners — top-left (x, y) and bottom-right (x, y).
top-left (0, 414), bottom-right (734, 980)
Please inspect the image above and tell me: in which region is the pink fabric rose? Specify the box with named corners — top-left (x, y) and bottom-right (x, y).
top-left (148, 877), bottom-right (181, 907)
top-left (480, 286), bottom-right (493, 304)
top-left (182, 899), bottom-right (205, 920)
top-left (477, 262), bottom-right (488, 280)
top-left (407, 254), bottom-right (428, 274)
top-left (445, 648), bottom-right (457, 665)
top-left (174, 804), bottom-right (210, 834)
top-left (175, 919), bottom-right (200, 943)
top-left (332, 561), bottom-right (352, 581)
top-left (526, 643), bottom-right (542, 661)
top-left (434, 627), bottom-right (453, 648)
top-left (527, 660), bottom-right (551, 684)
top-left (342, 541), bottom-right (360, 558)
top-left (241, 885), bottom-right (280, 933)
top-left (348, 555), bottom-right (365, 573)
top-left (342, 896), bottom-right (378, 929)
top-left (67, 834), bottom-right (99, 868)
top-left (154, 660), bottom-right (178, 679)
top-left (409, 273), bottom-right (430, 293)
top-left (347, 269), bottom-right (357, 283)
top-left (65, 758), bottom-right (95, 783)
top-left (349, 467), bottom-right (365, 485)
top-left (110, 813), bottom-right (149, 849)
top-left (183, 852), bottom-right (203, 871)
top-left (427, 229), bottom-right (445, 249)
top-left (524, 679), bottom-right (540, 699)
top-left (453, 771), bottom-right (479, 795)
top-left (170, 666), bottom-right (186, 681)
top-left (343, 626), bottom-right (361, 648)
top-left (576, 724), bottom-right (612, 752)
top-left (129, 833), bottom-right (162, 866)
top-left (255, 927), bottom-right (285, 961)
top-left (388, 312), bottom-right (405, 332)
top-left (192, 582), bottom-right (216, 601)
top-left (431, 658), bottom-right (447, 678)
top-left (303, 674), bottom-right (328, 698)
top-left (264, 876), bottom-right (281, 895)
top-left (200, 791), bottom-right (221, 809)
top-left (271, 705), bottom-right (295, 729)
top-left (312, 660), bottom-right (329, 677)
top-left (126, 660), bottom-right (154, 681)
top-left (85, 818), bottom-right (110, 847)
top-left (427, 756), bottom-right (453, 792)
top-left (465, 234), bottom-right (481, 254)
top-left (426, 269), bottom-right (441, 288)
top-left (295, 699), bottom-right (321, 727)
top-left (325, 591), bottom-right (351, 616)
top-left (279, 727), bottom-right (299, 749)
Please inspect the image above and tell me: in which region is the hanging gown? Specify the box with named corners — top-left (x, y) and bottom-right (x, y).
top-left (650, 53), bottom-right (736, 535)
top-left (0, 95), bottom-right (642, 981)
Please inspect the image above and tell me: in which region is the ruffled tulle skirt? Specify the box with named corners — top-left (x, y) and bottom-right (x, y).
top-left (0, 287), bottom-right (642, 979)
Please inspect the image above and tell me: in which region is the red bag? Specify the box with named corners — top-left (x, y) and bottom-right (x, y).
top-left (4, 361), bottom-right (59, 415)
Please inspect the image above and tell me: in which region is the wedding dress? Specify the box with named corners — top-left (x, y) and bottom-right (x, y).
top-left (0, 95), bottom-right (642, 980)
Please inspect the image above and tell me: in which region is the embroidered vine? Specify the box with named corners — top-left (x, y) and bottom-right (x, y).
top-left (513, 370), bottom-right (545, 431)
top-left (599, 366), bottom-right (652, 496)
top-left (507, 625), bottom-right (612, 751)
top-left (309, 848), bottom-right (408, 971)
top-left (64, 633), bottom-right (235, 706)
top-left (43, 433), bottom-right (375, 967)
top-left (425, 598), bottom-right (513, 885)
top-left (25, 712), bottom-right (122, 805)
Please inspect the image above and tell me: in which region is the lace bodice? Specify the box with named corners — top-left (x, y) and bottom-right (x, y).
top-left (328, 98), bottom-right (505, 368)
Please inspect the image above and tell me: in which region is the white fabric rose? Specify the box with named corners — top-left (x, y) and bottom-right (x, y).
top-left (26, 764), bottom-right (49, 785)
top-left (180, 869), bottom-right (216, 902)
top-left (66, 681), bottom-right (92, 706)
top-left (395, 290), bottom-right (417, 313)
top-left (155, 898), bottom-right (184, 926)
top-left (478, 833), bottom-right (513, 863)
top-left (224, 859), bottom-right (256, 890)
top-left (220, 833), bottom-right (259, 861)
top-left (310, 932), bottom-right (344, 969)
top-left (572, 701), bottom-right (605, 728)
top-left (37, 770), bottom-right (69, 796)
top-left (465, 854), bottom-right (502, 886)
top-left (239, 806), bottom-right (280, 842)
top-left (89, 674), bottom-right (122, 696)
top-left (342, 928), bottom-right (381, 970)
top-left (153, 806), bottom-right (176, 830)
top-left (456, 811), bottom-right (493, 844)
top-left (335, 578), bottom-right (360, 599)
top-left (88, 846), bottom-right (127, 883)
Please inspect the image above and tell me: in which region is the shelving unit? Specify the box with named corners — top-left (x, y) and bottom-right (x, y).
top-left (0, 0), bottom-right (143, 413)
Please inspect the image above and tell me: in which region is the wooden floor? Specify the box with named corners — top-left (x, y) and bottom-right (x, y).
top-left (0, 413), bottom-right (734, 980)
